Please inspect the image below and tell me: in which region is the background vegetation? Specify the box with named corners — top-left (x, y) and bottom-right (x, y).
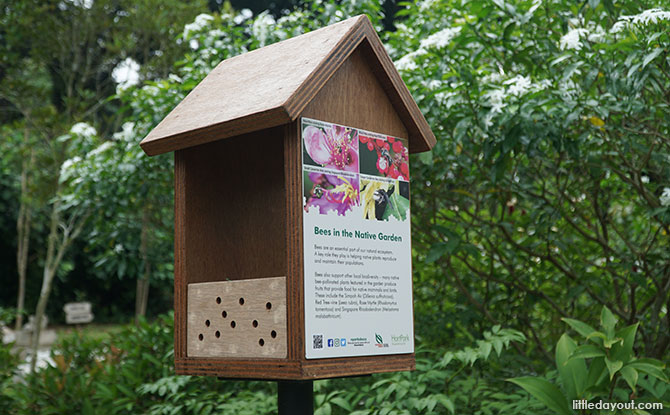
top-left (1, 0), bottom-right (669, 413)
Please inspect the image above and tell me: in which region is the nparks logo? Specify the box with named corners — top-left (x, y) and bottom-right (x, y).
top-left (391, 334), bottom-right (410, 346)
top-left (374, 333), bottom-right (389, 348)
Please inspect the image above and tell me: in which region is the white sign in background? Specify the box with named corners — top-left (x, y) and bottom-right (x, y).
top-left (302, 118), bottom-right (414, 359)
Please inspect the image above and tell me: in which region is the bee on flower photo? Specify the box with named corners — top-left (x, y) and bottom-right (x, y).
top-left (359, 135), bottom-right (410, 180)
top-left (302, 122), bottom-right (359, 173)
top-left (303, 171), bottom-right (359, 216)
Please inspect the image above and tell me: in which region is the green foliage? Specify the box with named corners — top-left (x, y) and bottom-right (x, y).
top-left (389, 0), bottom-right (670, 362)
top-left (313, 326), bottom-right (527, 415)
top-left (509, 306), bottom-right (669, 414)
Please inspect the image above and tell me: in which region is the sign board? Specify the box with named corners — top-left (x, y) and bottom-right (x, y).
top-left (64, 302), bottom-right (94, 325)
top-left (302, 118), bottom-right (414, 359)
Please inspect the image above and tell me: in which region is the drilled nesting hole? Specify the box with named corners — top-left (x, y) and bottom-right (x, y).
top-left (252, 320), bottom-right (258, 328)
top-left (230, 320), bottom-right (236, 328)
top-left (205, 319), bottom-right (210, 327)
top-left (198, 334), bottom-right (203, 341)
top-left (271, 330), bottom-right (277, 338)
top-left (215, 331), bottom-right (221, 338)
top-left (239, 297), bottom-right (245, 305)
top-left (266, 302), bottom-right (272, 310)
top-left (259, 338), bottom-right (265, 346)
top-left (216, 297), bottom-right (221, 304)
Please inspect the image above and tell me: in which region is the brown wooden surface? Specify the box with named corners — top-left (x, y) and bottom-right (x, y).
top-left (140, 15), bottom-right (435, 157)
top-left (173, 354), bottom-right (414, 380)
top-left (174, 151), bottom-right (187, 360)
top-left (187, 277), bottom-right (287, 358)
top-left (284, 121), bottom-right (304, 363)
top-left (180, 128), bottom-right (286, 284)
top-left (301, 48), bottom-right (408, 140)
top-left (175, 358), bottom-right (302, 379)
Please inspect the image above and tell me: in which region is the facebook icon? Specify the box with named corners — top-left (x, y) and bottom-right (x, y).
top-left (327, 339), bottom-right (334, 347)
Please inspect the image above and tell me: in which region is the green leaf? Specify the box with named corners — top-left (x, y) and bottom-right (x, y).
top-left (569, 344), bottom-right (605, 360)
top-left (620, 366), bottom-right (638, 392)
top-left (562, 318), bottom-right (596, 339)
top-left (626, 362), bottom-right (669, 383)
top-left (600, 306), bottom-right (617, 338)
top-left (611, 323), bottom-right (638, 364)
top-left (642, 48), bottom-right (663, 69)
top-left (585, 357), bottom-right (608, 390)
top-left (555, 334), bottom-right (586, 400)
top-left (605, 357), bottom-right (623, 380)
top-left (507, 377), bottom-right (571, 415)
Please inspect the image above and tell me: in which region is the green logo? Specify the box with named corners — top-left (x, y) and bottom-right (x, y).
top-left (375, 333), bottom-right (383, 344)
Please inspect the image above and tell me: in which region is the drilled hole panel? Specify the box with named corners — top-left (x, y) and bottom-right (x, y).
top-left (187, 276), bottom-right (287, 358)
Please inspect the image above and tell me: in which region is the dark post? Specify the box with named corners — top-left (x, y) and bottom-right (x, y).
top-left (278, 380), bottom-right (314, 415)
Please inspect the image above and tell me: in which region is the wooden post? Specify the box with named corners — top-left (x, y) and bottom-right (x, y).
top-left (278, 380), bottom-right (313, 415)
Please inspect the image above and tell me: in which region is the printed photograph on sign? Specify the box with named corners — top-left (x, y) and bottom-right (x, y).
top-left (303, 171), bottom-right (360, 216)
top-left (360, 179), bottom-right (409, 221)
top-left (359, 134), bottom-right (410, 180)
top-left (302, 120), bottom-right (359, 173)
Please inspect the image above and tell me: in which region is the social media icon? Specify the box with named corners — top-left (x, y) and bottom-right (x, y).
top-left (334, 338), bottom-right (340, 347)
top-left (341, 338), bottom-right (346, 347)
top-left (327, 339), bottom-right (334, 347)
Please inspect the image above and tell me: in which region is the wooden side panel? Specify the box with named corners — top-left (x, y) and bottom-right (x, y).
top-left (187, 277), bottom-right (287, 358)
top-left (300, 47), bottom-right (408, 140)
top-left (284, 122), bottom-right (304, 362)
top-left (181, 128), bottom-right (286, 284)
top-left (174, 151), bottom-right (187, 360)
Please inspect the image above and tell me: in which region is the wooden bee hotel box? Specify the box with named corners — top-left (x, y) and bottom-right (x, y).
top-left (140, 15), bottom-right (435, 380)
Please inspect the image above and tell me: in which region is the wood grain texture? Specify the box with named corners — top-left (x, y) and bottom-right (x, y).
top-left (140, 15), bottom-right (435, 157)
top-left (301, 353), bottom-right (415, 379)
top-left (301, 48), bottom-right (408, 140)
top-left (284, 121), bottom-right (304, 362)
top-left (187, 277), bottom-right (287, 358)
top-left (175, 358), bottom-right (302, 379)
top-left (174, 151), bottom-right (187, 360)
top-left (180, 128), bottom-right (286, 284)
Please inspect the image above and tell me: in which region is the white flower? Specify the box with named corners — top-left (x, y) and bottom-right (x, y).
top-left (505, 75), bottom-right (532, 96)
top-left (394, 49), bottom-right (426, 72)
top-left (419, 0), bottom-right (438, 11)
top-left (560, 28), bottom-right (589, 51)
top-left (527, 0), bottom-right (542, 15)
top-left (87, 141), bottom-right (114, 158)
top-left (486, 88), bottom-right (505, 114)
top-left (113, 122), bottom-right (136, 143)
top-left (611, 9), bottom-right (670, 33)
top-left (641, 175), bottom-right (650, 183)
top-left (660, 187), bottom-right (670, 207)
top-left (65, 0), bottom-right (93, 8)
top-left (252, 11), bottom-right (276, 47)
top-left (60, 156), bottom-right (82, 178)
top-left (630, 8), bottom-right (670, 24)
top-left (112, 57), bottom-right (140, 92)
top-left (183, 13), bottom-right (214, 38)
top-left (419, 27), bottom-right (461, 49)
top-left (70, 122), bottom-right (97, 138)
top-left (234, 8), bottom-right (253, 25)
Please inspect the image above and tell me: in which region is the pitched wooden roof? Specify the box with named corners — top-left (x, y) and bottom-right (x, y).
top-left (140, 14), bottom-right (436, 156)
